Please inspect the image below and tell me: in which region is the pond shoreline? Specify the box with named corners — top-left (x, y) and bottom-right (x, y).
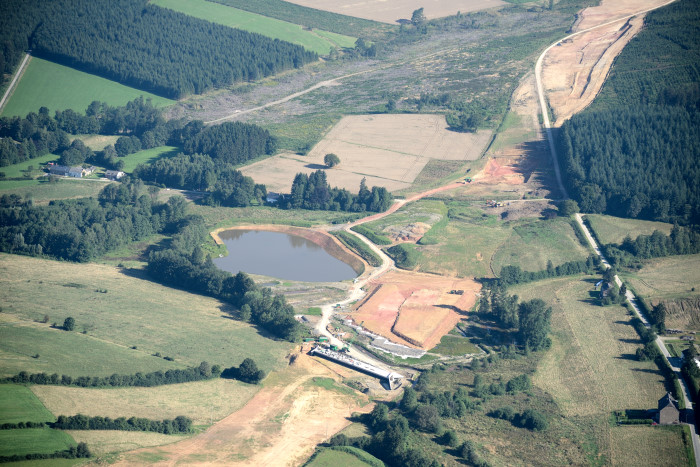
top-left (210, 224), bottom-right (367, 276)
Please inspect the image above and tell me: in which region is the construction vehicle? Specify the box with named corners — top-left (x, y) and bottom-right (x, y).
top-left (330, 345), bottom-right (340, 351)
top-left (341, 345), bottom-right (350, 353)
top-left (464, 177), bottom-right (472, 183)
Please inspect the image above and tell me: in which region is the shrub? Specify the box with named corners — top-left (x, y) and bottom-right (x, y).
top-left (518, 409), bottom-right (548, 431)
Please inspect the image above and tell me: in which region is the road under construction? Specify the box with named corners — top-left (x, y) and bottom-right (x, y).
top-left (309, 345), bottom-right (404, 390)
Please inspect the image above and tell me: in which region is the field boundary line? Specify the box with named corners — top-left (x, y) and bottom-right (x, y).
top-left (0, 53), bottom-right (31, 114)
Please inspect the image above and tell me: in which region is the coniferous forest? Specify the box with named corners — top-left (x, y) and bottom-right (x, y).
top-left (556, 0), bottom-right (700, 225)
top-left (0, 0), bottom-right (317, 98)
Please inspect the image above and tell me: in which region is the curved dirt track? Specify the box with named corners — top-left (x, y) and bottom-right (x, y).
top-left (112, 353), bottom-right (371, 466)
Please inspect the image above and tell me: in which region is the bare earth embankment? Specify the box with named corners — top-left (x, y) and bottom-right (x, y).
top-left (542, 0), bottom-right (672, 126)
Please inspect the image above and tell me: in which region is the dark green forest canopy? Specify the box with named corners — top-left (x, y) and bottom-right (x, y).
top-left (0, 0), bottom-right (318, 98)
top-left (557, 0), bottom-right (700, 225)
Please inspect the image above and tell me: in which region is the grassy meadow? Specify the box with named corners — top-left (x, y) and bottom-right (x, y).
top-left (0, 254), bottom-right (292, 377)
top-left (509, 277), bottom-right (690, 464)
top-left (621, 253), bottom-right (700, 302)
top-left (66, 430), bottom-right (187, 458)
top-left (306, 447), bottom-right (377, 467)
top-left (151, 0), bottom-right (355, 55)
top-left (585, 214), bottom-right (673, 245)
top-left (0, 178), bottom-right (110, 204)
top-left (119, 145), bottom-right (180, 173)
top-left (378, 201), bottom-right (589, 278)
top-left (0, 428), bottom-right (75, 458)
top-left (1, 57), bottom-right (173, 118)
top-left (491, 217), bottom-right (589, 273)
top-left (0, 384), bottom-right (55, 424)
top-left (32, 378), bottom-right (258, 426)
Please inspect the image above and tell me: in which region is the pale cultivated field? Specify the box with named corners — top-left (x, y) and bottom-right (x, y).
top-left (284, 0), bottom-right (505, 24)
top-left (32, 379), bottom-right (258, 425)
top-left (351, 269), bottom-right (479, 349)
top-left (242, 114), bottom-right (492, 193)
top-left (609, 425), bottom-right (692, 466)
top-left (67, 431), bottom-right (188, 457)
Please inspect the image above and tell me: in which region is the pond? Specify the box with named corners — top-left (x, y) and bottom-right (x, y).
top-left (213, 229), bottom-right (358, 282)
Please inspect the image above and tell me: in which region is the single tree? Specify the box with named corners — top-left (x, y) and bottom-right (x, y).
top-left (63, 317), bottom-right (75, 331)
top-left (411, 7), bottom-right (426, 26)
top-left (237, 357), bottom-right (265, 384)
top-left (517, 299), bottom-right (552, 351)
top-left (324, 153), bottom-right (340, 168)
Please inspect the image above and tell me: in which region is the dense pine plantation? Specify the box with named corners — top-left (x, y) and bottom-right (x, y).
top-left (557, 0), bottom-right (700, 225)
top-left (0, 0), bottom-right (317, 99)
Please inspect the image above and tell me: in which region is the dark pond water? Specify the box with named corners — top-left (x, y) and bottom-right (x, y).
top-left (213, 229), bottom-right (358, 282)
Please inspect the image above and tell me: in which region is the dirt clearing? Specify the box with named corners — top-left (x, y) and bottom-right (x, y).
top-left (113, 353), bottom-right (370, 466)
top-left (542, 0), bottom-right (672, 126)
top-left (284, 0), bottom-right (506, 24)
top-left (350, 270), bottom-right (480, 349)
top-left (241, 114), bottom-right (492, 193)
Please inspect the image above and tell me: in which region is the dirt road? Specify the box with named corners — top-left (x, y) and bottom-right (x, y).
top-left (535, 0), bottom-right (678, 200)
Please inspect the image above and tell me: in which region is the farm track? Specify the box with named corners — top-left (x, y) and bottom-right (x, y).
top-left (0, 53), bottom-right (30, 114)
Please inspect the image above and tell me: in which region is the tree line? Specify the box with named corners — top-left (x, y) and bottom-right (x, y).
top-left (285, 171), bottom-right (392, 212)
top-left (601, 226), bottom-right (700, 268)
top-left (556, 0), bottom-right (700, 225)
top-left (52, 414), bottom-right (192, 434)
top-left (0, 443), bottom-right (91, 464)
top-left (497, 255), bottom-right (600, 287)
top-left (0, 180), bottom-right (186, 262)
top-left (0, 0), bottom-right (317, 99)
top-left (146, 215), bottom-right (302, 342)
top-left (3, 361), bottom-right (220, 388)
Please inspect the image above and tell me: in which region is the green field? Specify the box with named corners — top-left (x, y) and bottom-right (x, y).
top-left (507, 277), bottom-right (691, 464)
top-left (0, 428), bottom-right (75, 458)
top-left (429, 334), bottom-right (479, 356)
top-left (120, 146), bottom-right (180, 173)
top-left (151, 0), bottom-right (355, 55)
top-left (1, 57), bottom-right (173, 118)
top-left (586, 214), bottom-right (673, 245)
top-left (491, 217), bottom-right (590, 273)
top-left (0, 179), bottom-right (110, 205)
top-left (306, 446), bottom-right (382, 467)
top-left (210, 0), bottom-right (391, 40)
top-left (0, 254), bottom-right (292, 377)
top-left (622, 254), bottom-right (700, 302)
top-left (0, 384), bottom-right (55, 424)
top-left (33, 378), bottom-right (258, 426)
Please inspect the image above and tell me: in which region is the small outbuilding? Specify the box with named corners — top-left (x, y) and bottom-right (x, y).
top-left (656, 392), bottom-right (680, 425)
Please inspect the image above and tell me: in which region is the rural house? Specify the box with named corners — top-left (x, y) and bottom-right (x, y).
top-left (68, 167), bottom-right (84, 178)
top-left (49, 165), bottom-right (71, 176)
top-left (105, 170), bottom-right (125, 181)
top-left (656, 392), bottom-right (680, 425)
